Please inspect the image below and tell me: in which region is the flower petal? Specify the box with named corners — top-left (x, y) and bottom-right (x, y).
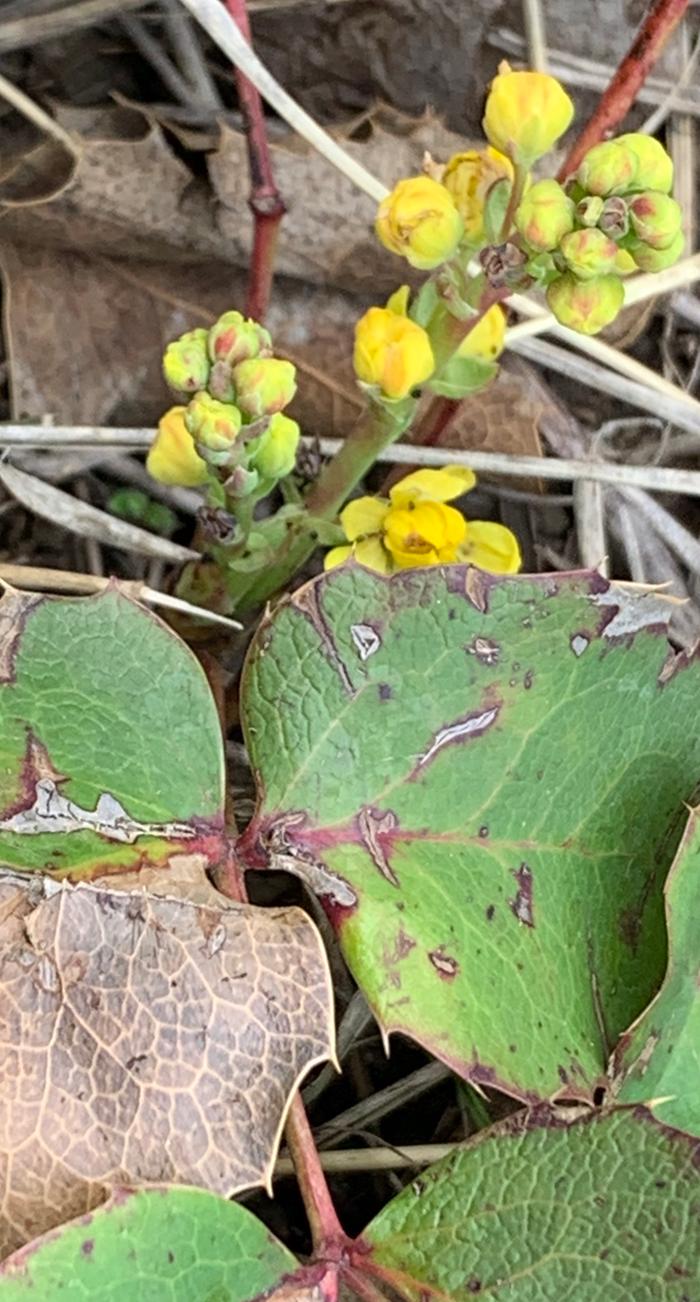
top-left (389, 544), bottom-right (440, 570)
top-left (340, 496), bottom-right (389, 542)
top-left (324, 544), bottom-right (353, 570)
top-left (386, 284), bottom-right (411, 316)
top-left (458, 520), bottom-right (522, 573)
top-left (354, 536), bottom-right (392, 573)
top-left (389, 465), bottom-right (476, 506)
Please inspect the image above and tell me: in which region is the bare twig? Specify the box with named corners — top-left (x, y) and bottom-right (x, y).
top-left (557, 0), bottom-right (691, 179)
top-left (276, 1142), bottom-right (458, 1175)
top-left (315, 1062), bottom-right (450, 1148)
top-left (4, 427), bottom-right (700, 496)
top-left (223, 0), bottom-right (286, 320)
top-left (0, 70), bottom-right (80, 155)
top-left (0, 564), bottom-right (244, 629)
top-left (120, 12), bottom-right (196, 104)
top-left (640, 25), bottom-right (700, 134)
top-left (178, 0), bottom-right (388, 200)
top-left (574, 481), bottom-right (608, 573)
top-left (162, 0), bottom-right (223, 108)
top-left (0, 463), bottom-right (200, 562)
top-left (522, 0), bottom-right (548, 72)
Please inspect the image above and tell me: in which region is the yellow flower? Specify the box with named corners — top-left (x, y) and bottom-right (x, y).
top-left (459, 521), bottom-right (521, 572)
top-left (483, 66), bottom-right (574, 165)
top-left (442, 147), bottom-right (514, 243)
top-left (376, 176), bottom-right (464, 269)
top-left (324, 465), bottom-right (520, 575)
top-left (354, 307), bottom-right (435, 400)
top-left (147, 407), bottom-right (209, 487)
top-left (457, 305), bottom-right (507, 362)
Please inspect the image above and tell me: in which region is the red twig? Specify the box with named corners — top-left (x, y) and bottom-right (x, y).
top-left (284, 1092), bottom-right (348, 1256)
top-left (557, 0), bottom-right (690, 179)
top-left (223, 0), bottom-right (286, 320)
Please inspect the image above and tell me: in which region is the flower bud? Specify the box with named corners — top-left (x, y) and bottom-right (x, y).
top-left (147, 407), bottom-right (209, 487)
top-left (207, 310), bottom-right (272, 365)
top-left (232, 358), bottom-right (297, 418)
top-left (628, 191), bottom-right (682, 250)
top-left (479, 241), bottom-right (527, 288)
top-left (546, 273), bottom-right (624, 335)
top-left (543, 273), bottom-right (621, 335)
top-left (247, 413), bottom-right (301, 480)
top-left (627, 230), bottom-right (684, 272)
top-left (224, 465), bottom-right (260, 498)
top-left (163, 329), bottom-right (210, 394)
top-left (483, 66), bottom-right (574, 165)
top-left (198, 505), bottom-right (238, 545)
top-left (617, 133), bottom-right (673, 194)
top-left (575, 195), bottom-right (604, 227)
top-left (442, 147), bottom-right (514, 243)
top-left (354, 306), bottom-right (435, 400)
top-left (208, 359), bottom-right (236, 403)
top-left (514, 179), bottom-right (575, 251)
top-left (576, 140), bottom-right (637, 196)
top-left (375, 176), bottom-right (464, 270)
top-left (185, 392), bottom-right (242, 451)
top-left (559, 228), bottom-right (619, 280)
top-left (598, 196), bottom-right (629, 239)
top-left (457, 305), bottom-right (506, 361)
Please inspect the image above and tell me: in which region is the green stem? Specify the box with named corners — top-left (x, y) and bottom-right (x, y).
top-left (498, 163), bottom-right (528, 242)
top-left (236, 398), bottom-right (415, 610)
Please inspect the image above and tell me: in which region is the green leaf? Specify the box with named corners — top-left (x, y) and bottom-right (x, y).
top-left (363, 1108), bottom-right (700, 1300)
top-left (409, 280), bottom-right (440, 329)
top-left (0, 1188), bottom-right (297, 1300)
top-left (0, 587), bottom-right (225, 879)
top-left (427, 354), bottom-right (497, 398)
top-left (483, 176), bottom-right (512, 244)
top-left (239, 567), bottom-right (700, 1100)
top-left (613, 808), bottom-right (700, 1135)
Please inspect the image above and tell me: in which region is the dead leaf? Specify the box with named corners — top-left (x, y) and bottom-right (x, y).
top-left (0, 463), bottom-right (199, 562)
top-left (0, 876), bottom-right (334, 1256)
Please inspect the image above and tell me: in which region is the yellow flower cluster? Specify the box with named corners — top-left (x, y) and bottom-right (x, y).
top-left (325, 467), bottom-right (521, 575)
top-left (148, 311), bottom-right (301, 489)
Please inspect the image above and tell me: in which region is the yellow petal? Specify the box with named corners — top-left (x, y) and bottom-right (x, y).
top-left (458, 520), bottom-right (522, 573)
top-left (457, 305), bottom-right (506, 361)
top-left (389, 465), bottom-right (476, 506)
top-left (385, 502), bottom-right (466, 559)
top-left (354, 536), bottom-right (392, 573)
top-left (147, 406), bottom-right (209, 487)
top-left (340, 496), bottom-right (389, 542)
top-left (324, 544), bottom-right (353, 570)
top-left (389, 545), bottom-right (440, 570)
top-left (386, 285), bottom-right (411, 316)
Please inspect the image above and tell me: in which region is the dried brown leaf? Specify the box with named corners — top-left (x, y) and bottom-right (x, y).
top-left (0, 876), bottom-right (334, 1256)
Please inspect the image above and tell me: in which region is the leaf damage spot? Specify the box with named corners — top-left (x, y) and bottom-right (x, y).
top-left (415, 705), bottom-right (500, 771)
top-left (591, 584), bottom-right (672, 640)
top-left (357, 807), bottom-right (400, 887)
top-left (350, 623), bottom-right (381, 661)
top-left (428, 947), bottom-right (459, 979)
top-left (0, 591), bottom-right (43, 684)
top-left (293, 584), bottom-right (354, 694)
top-left (266, 814), bottom-right (358, 910)
top-left (0, 778), bottom-right (196, 844)
top-left (570, 633), bottom-right (589, 657)
top-left (466, 637), bottom-right (500, 666)
top-left (509, 863), bottom-right (535, 928)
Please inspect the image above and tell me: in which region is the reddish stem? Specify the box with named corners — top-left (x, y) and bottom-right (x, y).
top-left (284, 1092), bottom-right (348, 1255)
top-left (557, 0), bottom-right (690, 179)
top-left (223, 0), bottom-right (286, 319)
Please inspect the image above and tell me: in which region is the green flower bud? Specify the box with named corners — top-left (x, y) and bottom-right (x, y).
top-left (627, 230), bottom-right (684, 272)
top-left (546, 272), bottom-right (624, 335)
top-left (185, 392), bottom-right (242, 454)
top-left (163, 329), bottom-right (210, 394)
top-left (559, 228), bottom-right (619, 281)
top-left (232, 358), bottom-right (297, 418)
top-left (514, 179), bottom-right (575, 251)
top-left (225, 465), bottom-right (260, 498)
top-left (598, 196), bottom-right (629, 239)
top-left (247, 413), bottom-right (301, 480)
top-left (628, 191), bottom-right (682, 250)
top-left (576, 140), bottom-right (637, 196)
top-left (617, 133), bottom-right (673, 194)
top-left (575, 195), bottom-right (604, 227)
top-left (208, 311), bottom-right (272, 365)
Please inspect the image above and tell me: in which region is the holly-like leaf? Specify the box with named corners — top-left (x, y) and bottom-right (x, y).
top-left (0, 1187), bottom-right (297, 1300)
top-left (612, 808), bottom-right (700, 1136)
top-left (0, 586), bottom-right (224, 879)
top-left (361, 1107), bottom-right (700, 1300)
top-left (0, 874), bottom-right (333, 1256)
top-left (238, 567), bottom-right (700, 1101)
top-left (427, 354), bottom-right (497, 399)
